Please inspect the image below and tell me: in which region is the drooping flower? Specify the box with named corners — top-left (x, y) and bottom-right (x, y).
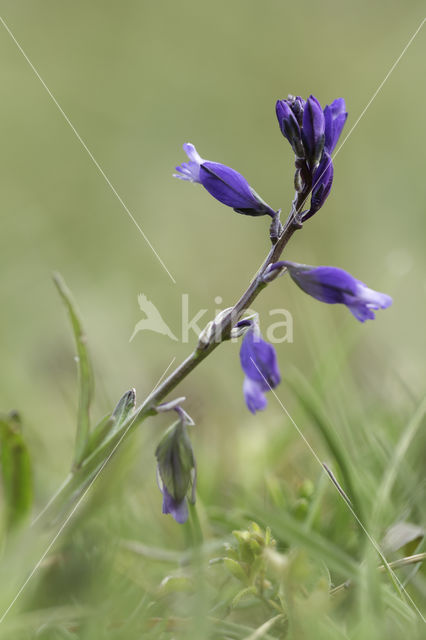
top-left (174, 143), bottom-right (276, 217)
top-left (155, 420), bottom-right (196, 524)
top-left (277, 261), bottom-right (392, 322)
top-left (239, 322), bottom-right (281, 413)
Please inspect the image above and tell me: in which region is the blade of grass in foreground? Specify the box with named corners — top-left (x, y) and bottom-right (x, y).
top-left (374, 394), bottom-right (426, 530)
top-left (285, 367), bottom-right (363, 523)
top-left (0, 413), bottom-right (32, 529)
top-left (53, 273), bottom-right (94, 468)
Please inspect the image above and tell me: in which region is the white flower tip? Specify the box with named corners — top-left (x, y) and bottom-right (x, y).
top-left (183, 142), bottom-right (203, 165)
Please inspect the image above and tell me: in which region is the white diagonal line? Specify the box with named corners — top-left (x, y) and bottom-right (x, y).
top-left (332, 17), bottom-right (425, 162)
top-left (300, 17), bottom-right (425, 217)
top-left (0, 15), bottom-right (176, 284)
top-left (0, 357), bottom-right (176, 624)
top-left (31, 357), bottom-right (177, 528)
top-left (249, 358), bottom-right (426, 624)
top-left (30, 472), bottom-right (73, 527)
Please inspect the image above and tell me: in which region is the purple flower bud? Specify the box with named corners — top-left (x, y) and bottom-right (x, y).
top-left (280, 261), bottom-right (392, 322)
top-left (174, 143), bottom-right (276, 217)
top-left (301, 95), bottom-right (325, 169)
top-left (288, 95), bottom-right (306, 125)
top-left (155, 420), bottom-right (196, 524)
top-left (275, 100), bottom-right (304, 157)
top-left (304, 152), bottom-right (334, 220)
top-left (239, 324), bottom-right (281, 413)
top-left (324, 98), bottom-right (347, 153)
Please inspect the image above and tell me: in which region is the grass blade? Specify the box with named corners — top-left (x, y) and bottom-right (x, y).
top-left (0, 413), bottom-right (33, 529)
top-left (53, 272), bottom-right (94, 467)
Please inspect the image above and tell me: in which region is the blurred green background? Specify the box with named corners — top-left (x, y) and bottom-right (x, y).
top-left (0, 1), bottom-right (425, 637)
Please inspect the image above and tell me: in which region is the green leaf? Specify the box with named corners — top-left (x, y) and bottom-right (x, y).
top-left (231, 586), bottom-right (258, 609)
top-left (83, 388), bottom-right (136, 459)
top-left (111, 388), bottom-right (136, 429)
top-left (224, 558), bottom-right (248, 583)
top-left (0, 413), bottom-right (33, 529)
top-left (382, 522), bottom-right (424, 554)
top-left (53, 272), bottom-right (94, 467)
top-left (83, 414), bottom-right (115, 458)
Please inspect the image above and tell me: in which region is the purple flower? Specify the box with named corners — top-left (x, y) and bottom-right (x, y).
top-left (279, 261), bottom-right (392, 322)
top-left (239, 324), bottom-right (281, 413)
top-left (304, 152), bottom-right (334, 220)
top-left (324, 98), bottom-right (347, 153)
top-left (160, 485), bottom-right (189, 524)
top-left (301, 95), bottom-right (325, 169)
top-left (275, 94), bottom-right (347, 219)
top-left (155, 420), bottom-right (196, 524)
top-left (174, 143), bottom-right (276, 217)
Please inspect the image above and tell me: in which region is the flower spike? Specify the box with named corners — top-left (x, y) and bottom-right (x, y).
top-left (276, 93), bottom-right (347, 219)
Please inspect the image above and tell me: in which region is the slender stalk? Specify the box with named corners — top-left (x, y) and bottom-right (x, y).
top-left (40, 174), bottom-right (316, 522)
top-left (330, 553), bottom-right (426, 596)
top-left (38, 212), bottom-right (301, 522)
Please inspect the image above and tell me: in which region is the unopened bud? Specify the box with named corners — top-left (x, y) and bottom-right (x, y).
top-left (155, 420), bottom-right (196, 524)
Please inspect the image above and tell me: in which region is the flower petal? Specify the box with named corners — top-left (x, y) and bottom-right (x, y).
top-left (243, 377), bottom-right (267, 414)
top-left (324, 98), bottom-right (347, 153)
top-left (200, 162), bottom-right (275, 216)
top-left (162, 487), bottom-right (189, 524)
top-left (174, 142), bottom-right (204, 182)
top-left (346, 284), bottom-right (393, 321)
top-left (276, 100), bottom-right (303, 156)
top-left (240, 327), bottom-right (281, 388)
top-left (302, 95), bottom-right (325, 168)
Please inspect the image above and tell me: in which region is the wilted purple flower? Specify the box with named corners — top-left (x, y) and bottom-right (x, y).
top-left (304, 151), bottom-right (334, 220)
top-left (155, 420), bottom-right (196, 524)
top-left (278, 261), bottom-right (392, 322)
top-left (324, 98), bottom-right (347, 153)
top-left (239, 323), bottom-right (281, 413)
top-left (174, 143), bottom-right (276, 217)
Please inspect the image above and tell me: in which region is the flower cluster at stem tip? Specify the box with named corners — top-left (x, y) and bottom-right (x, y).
top-left (159, 92), bottom-right (392, 523)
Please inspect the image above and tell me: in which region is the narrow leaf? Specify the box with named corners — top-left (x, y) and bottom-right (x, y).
top-left (83, 389), bottom-right (136, 457)
top-left (53, 272), bottom-right (94, 466)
